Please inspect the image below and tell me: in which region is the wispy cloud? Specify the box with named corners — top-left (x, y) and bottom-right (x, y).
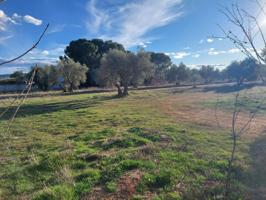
top-left (0, 10), bottom-right (16, 31)
top-left (0, 34), bottom-right (13, 44)
top-left (86, 0), bottom-right (110, 34)
top-left (192, 54), bottom-right (200, 58)
top-left (199, 37), bottom-right (223, 44)
top-left (187, 63), bottom-right (227, 69)
top-left (47, 24), bottom-right (66, 34)
top-left (0, 10), bottom-right (42, 31)
top-left (228, 48), bottom-right (241, 54)
top-left (86, 0), bottom-right (184, 48)
top-left (165, 51), bottom-right (190, 59)
top-left (208, 48), bottom-right (226, 56)
top-left (23, 15), bottom-right (42, 26)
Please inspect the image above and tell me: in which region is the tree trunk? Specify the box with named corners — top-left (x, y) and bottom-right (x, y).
top-left (123, 85), bottom-right (129, 96)
top-left (69, 84), bottom-right (74, 93)
top-left (115, 83), bottom-right (123, 97)
top-left (225, 133), bottom-right (237, 199)
top-left (193, 81), bottom-right (197, 88)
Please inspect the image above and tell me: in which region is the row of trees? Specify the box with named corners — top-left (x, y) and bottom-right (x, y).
top-left (21, 57), bottom-right (88, 92)
top-left (9, 38), bottom-right (264, 96)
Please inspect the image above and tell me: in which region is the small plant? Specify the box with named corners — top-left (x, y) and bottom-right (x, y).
top-left (106, 181), bottom-right (117, 193)
top-left (33, 185), bottom-right (76, 200)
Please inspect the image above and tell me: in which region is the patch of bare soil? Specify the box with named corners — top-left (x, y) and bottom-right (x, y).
top-left (82, 170), bottom-right (143, 200)
top-left (158, 92), bottom-right (266, 136)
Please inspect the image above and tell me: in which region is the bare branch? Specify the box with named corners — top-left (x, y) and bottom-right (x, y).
top-left (5, 68), bottom-right (36, 133)
top-left (0, 24), bottom-right (49, 66)
top-left (219, 3), bottom-right (266, 64)
top-left (255, 0), bottom-right (266, 16)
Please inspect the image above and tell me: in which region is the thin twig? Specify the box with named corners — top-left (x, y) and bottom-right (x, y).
top-left (5, 69), bottom-right (36, 133)
top-left (0, 24), bottom-right (49, 66)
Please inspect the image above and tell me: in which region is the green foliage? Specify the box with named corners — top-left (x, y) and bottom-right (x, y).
top-left (199, 65), bottom-right (219, 84)
top-left (226, 58), bottom-right (259, 85)
top-left (141, 170), bottom-right (171, 189)
top-left (167, 63), bottom-right (190, 85)
top-left (106, 181), bottom-right (117, 193)
top-left (97, 49), bottom-right (154, 96)
top-left (33, 185), bottom-right (75, 200)
top-left (145, 52), bottom-right (172, 85)
top-left (65, 39), bottom-right (125, 86)
top-left (10, 71), bottom-right (25, 83)
top-left (58, 57), bottom-right (88, 92)
top-left (29, 65), bottom-right (60, 91)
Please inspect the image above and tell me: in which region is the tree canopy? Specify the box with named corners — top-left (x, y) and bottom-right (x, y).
top-left (148, 52), bottom-right (172, 84)
top-left (226, 58), bottom-right (259, 85)
top-left (167, 63), bottom-right (190, 85)
top-left (58, 57), bottom-right (89, 92)
top-left (65, 39), bottom-right (125, 86)
top-left (29, 65), bottom-right (59, 91)
top-left (97, 49), bottom-right (154, 96)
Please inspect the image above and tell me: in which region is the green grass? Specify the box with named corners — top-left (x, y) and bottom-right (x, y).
top-left (0, 88), bottom-right (262, 199)
top-left (201, 87), bottom-right (266, 114)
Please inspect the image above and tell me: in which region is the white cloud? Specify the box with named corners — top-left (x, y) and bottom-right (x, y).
top-left (86, 0), bottom-right (184, 48)
top-left (22, 46), bottom-right (65, 64)
top-left (86, 0), bottom-right (110, 34)
top-left (0, 10), bottom-right (43, 31)
top-left (41, 50), bottom-right (49, 56)
top-left (165, 51), bottom-right (190, 59)
top-left (228, 48), bottom-right (241, 54)
top-left (137, 41), bottom-right (152, 48)
top-left (0, 35), bottom-right (13, 44)
top-left (192, 54), bottom-right (200, 58)
top-left (174, 52), bottom-right (190, 59)
top-left (187, 63), bottom-right (226, 69)
top-left (12, 13), bottom-right (22, 20)
top-left (199, 39), bottom-right (204, 44)
top-left (207, 38), bottom-right (214, 43)
top-left (208, 48), bottom-right (226, 56)
top-left (47, 24), bottom-right (66, 34)
top-left (23, 15), bottom-right (42, 26)
top-left (0, 10), bottom-right (16, 31)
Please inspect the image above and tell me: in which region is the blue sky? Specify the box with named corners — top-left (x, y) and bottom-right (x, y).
top-left (0, 0), bottom-right (265, 74)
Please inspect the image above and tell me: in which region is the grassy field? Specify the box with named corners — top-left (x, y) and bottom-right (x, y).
top-left (1, 85), bottom-right (266, 200)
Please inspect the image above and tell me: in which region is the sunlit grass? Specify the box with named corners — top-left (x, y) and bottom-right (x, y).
top-left (0, 88), bottom-right (262, 199)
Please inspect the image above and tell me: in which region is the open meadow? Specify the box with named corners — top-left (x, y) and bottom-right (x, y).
top-left (1, 84), bottom-right (266, 200)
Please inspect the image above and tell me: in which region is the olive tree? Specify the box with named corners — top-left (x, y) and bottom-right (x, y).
top-left (97, 49), bottom-right (154, 97)
top-left (167, 63), bottom-right (190, 85)
top-left (58, 57), bottom-right (88, 92)
top-left (28, 65), bottom-right (59, 91)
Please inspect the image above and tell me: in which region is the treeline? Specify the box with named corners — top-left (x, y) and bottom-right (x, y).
top-left (9, 39), bottom-right (265, 96)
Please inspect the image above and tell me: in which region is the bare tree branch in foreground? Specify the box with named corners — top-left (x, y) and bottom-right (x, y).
top-left (5, 68), bottom-right (36, 133)
top-left (218, 2), bottom-right (266, 64)
top-left (214, 2), bottom-right (266, 198)
top-left (0, 24), bottom-right (50, 66)
top-left (214, 88), bottom-right (265, 199)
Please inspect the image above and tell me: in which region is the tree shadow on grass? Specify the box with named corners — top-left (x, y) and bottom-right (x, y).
top-left (202, 83), bottom-right (258, 94)
top-left (0, 95), bottom-right (117, 120)
top-left (243, 135), bottom-right (266, 199)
